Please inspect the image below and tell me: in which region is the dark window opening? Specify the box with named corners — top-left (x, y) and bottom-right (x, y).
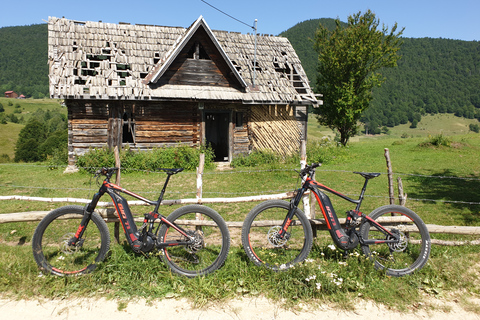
top-left (235, 112), bottom-right (244, 128)
top-left (187, 42), bottom-right (210, 60)
top-left (122, 112), bottom-right (135, 144)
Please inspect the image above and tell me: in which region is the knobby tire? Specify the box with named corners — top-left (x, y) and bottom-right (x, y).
top-left (241, 200), bottom-right (313, 271)
top-left (360, 205), bottom-right (431, 277)
top-left (158, 205), bottom-right (230, 277)
top-left (32, 205), bottom-right (110, 276)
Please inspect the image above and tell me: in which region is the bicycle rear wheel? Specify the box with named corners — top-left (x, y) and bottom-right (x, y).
top-left (360, 205), bottom-right (431, 277)
top-left (32, 205), bottom-right (110, 276)
top-left (157, 205), bottom-right (230, 277)
top-left (241, 200), bottom-right (313, 271)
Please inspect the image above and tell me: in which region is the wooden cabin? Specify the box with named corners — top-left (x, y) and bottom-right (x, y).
top-left (48, 16), bottom-right (319, 166)
top-left (4, 91), bottom-right (18, 98)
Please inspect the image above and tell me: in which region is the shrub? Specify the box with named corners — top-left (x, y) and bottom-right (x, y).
top-left (419, 134), bottom-right (451, 147)
top-left (0, 154), bottom-right (10, 163)
top-left (76, 144), bottom-right (215, 172)
top-left (231, 149), bottom-right (281, 168)
top-left (469, 123), bottom-right (480, 133)
top-left (306, 136), bottom-right (347, 164)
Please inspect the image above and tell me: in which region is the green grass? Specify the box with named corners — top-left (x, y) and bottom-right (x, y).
top-left (1, 106), bottom-right (480, 311)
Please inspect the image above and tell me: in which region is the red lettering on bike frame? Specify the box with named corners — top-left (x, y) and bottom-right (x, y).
top-left (117, 203), bottom-right (129, 226)
top-left (313, 192), bottom-right (332, 230)
top-left (114, 202), bottom-right (137, 242)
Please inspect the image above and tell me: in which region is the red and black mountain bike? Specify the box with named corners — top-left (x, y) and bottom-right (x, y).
top-left (32, 167), bottom-right (230, 277)
top-left (241, 163), bottom-right (430, 277)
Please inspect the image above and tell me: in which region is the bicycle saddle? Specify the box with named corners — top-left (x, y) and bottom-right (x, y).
top-left (353, 172), bottom-right (381, 180)
top-left (158, 168), bottom-right (184, 174)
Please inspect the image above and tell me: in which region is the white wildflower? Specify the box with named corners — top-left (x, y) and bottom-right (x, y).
top-left (316, 283), bottom-right (322, 290)
top-left (305, 275), bottom-right (317, 282)
top-left (328, 244), bottom-right (336, 250)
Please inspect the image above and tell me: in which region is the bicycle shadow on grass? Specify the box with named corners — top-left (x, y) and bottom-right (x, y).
top-left (405, 169), bottom-right (480, 224)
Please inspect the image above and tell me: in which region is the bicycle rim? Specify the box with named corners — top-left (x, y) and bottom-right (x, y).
top-left (242, 200), bottom-right (312, 271)
top-left (32, 207), bottom-right (109, 276)
top-left (360, 205), bottom-right (430, 277)
top-left (159, 205), bottom-right (229, 277)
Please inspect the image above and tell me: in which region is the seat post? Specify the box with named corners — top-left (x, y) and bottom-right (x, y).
top-left (355, 178), bottom-right (370, 211)
top-left (154, 172), bottom-right (173, 213)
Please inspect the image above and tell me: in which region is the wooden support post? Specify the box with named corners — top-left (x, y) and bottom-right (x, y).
top-left (196, 153), bottom-right (205, 222)
top-left (384, 148), bottom-right (395, 205)
top-left (114, 146), bottom-right (121, 243)
top-left (300, 140), bottom-right (311, 219)
top-left (397, 177), bottom-right (407, 206)
top-left (196, 153), bottom-right (205, 204)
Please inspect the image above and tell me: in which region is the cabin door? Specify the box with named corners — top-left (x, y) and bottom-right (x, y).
top-left (205, 111), bottom-right (230, 162)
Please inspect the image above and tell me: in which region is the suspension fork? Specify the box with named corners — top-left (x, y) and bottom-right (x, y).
top-left (68, 188), bottom-right (105, 246)
top-left (277, 187), bottom-right (306, 238)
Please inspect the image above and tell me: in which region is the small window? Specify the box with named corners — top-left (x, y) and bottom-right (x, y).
top-left (235, 112), bottom-right (244, 128)
top-left (122, 112), bottom-right (135, 144)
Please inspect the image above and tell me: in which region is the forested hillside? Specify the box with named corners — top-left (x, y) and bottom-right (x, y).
top-left (281, 19), bottom-right (480, 130)
top-left (0, 24), bottom-right (48, 98)
top-left (1, 20), bottom-right (479, 130)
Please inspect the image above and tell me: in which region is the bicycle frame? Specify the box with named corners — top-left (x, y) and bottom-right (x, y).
top-left (69, 169), bottom-right (194, 253)
top-left (284, 168), bottom-right (401, 251)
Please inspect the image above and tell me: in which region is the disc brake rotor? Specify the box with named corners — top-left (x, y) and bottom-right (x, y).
top-left (388, 229), bottom-right (408, 252)
top-left (267, 226), bottom-right (289, 247)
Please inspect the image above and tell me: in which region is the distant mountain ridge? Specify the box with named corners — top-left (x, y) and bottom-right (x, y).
top-left (1, 20), bottom-right (479, 129)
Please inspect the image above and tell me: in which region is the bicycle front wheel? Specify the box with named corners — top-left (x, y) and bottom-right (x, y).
top-left (32, 205), bottom-right (110, 276)
top-left (241, 200), bottom-right (313, 271)
top-left (360, 205), bottom-right (431, 277)
top-left (158, 205), bottom-right (230, 277)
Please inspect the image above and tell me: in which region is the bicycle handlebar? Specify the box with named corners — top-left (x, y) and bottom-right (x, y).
top-left (300, 162), bottom-right (321, 178)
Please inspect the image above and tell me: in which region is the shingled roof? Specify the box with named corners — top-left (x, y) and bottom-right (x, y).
top-left (48, 16), bottom-right (318, 105)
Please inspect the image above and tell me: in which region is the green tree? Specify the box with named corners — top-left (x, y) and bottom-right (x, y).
top-left (313, 10), bottom-right (404, 145)
top-left (14, 118), bottom-right (47, 162)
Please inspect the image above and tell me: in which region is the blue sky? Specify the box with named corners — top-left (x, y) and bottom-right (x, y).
top-left (1, 0), bottom-right (478, 41)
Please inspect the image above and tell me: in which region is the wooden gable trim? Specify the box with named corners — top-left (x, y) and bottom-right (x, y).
top-left (143, 16), bottom-right (247, 89)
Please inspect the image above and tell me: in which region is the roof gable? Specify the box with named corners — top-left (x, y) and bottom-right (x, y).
top-left (144, 16), bottom-right (247, 89)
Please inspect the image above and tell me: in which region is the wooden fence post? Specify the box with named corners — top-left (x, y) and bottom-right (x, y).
top-left (300, 140), bottom-right (312, 219)
top-left (196, 153), bottom-right (205, 203)
top-left (384, 148), bottom-right (395, 205)
top-left (114, 146), bottom-right (121, 243)
top-left (397, 177), bottom-right (407, 206)
top-left (196, 153), bottom-right (205, 222)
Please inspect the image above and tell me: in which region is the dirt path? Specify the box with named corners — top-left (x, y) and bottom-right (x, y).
top-left (1, 296), bottom-right (479, 320)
